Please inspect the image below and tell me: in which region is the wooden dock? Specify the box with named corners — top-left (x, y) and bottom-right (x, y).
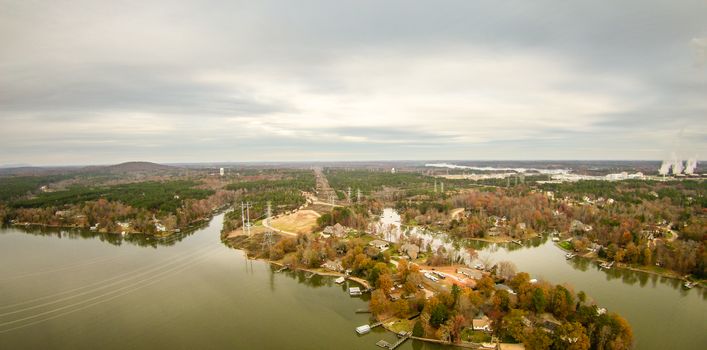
top-left (355, 308), bottom-right (372, 313)
top-left (388, 334), bottom-right (410, 349)
top-left (376, 340), bottom-right (390, 348)
top-left (375, 332), bottom-right (410, 349)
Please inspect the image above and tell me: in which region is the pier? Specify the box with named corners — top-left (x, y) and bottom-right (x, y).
top-left (375, 332), bottom-right (410, 349)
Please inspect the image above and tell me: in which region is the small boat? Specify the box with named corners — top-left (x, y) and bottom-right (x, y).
top-left (600, 261), bottom-right (614, 269)
top-left (552, 237), bottom-right (560, 242)
top-left (305, 272), bottom-right (315, 279)
top-left (334, 276), bottom-right (346, 284)
top-left (355, 325), bottom-right (371, 334)
top-left (683, 281), bottom-right (697, 289)
top-left (512, 240), bottom-right (522, 245)
top-left (349, 287), bottom-right (362, 296)
top-left (565, 253), bottom-right (576, 259)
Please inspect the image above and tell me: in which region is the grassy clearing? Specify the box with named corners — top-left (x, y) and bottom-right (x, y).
top-left (557, 241), bottom-right (573, 251)
top-left (270, 210), bottom-right (320, 234)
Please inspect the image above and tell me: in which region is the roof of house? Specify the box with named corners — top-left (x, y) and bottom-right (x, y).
top-left (399, 243), bottom-right (420, 259)
top-left (457, 267), bottom-right (482, 279)
top-left (472, 316), bottom-right (491, 329)
top-left (369, 239), bottom-right (390, 248)
top-left (494, 284), bottom-right (515, 293)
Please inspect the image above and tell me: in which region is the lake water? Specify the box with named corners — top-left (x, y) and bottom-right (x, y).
top-left (469, 238), bottom-right (706, 349)
top-left (1, 213), bottom-right (704, 349)
top-left (0, 213), bottom-right (441, 350)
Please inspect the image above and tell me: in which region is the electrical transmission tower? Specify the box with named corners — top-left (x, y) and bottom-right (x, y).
top-left (241, 201), bottom-right (252, 236)
top-left (266, 201), bottom-right (272, 226)
top-left (440, 182), bottom-right (444, 193)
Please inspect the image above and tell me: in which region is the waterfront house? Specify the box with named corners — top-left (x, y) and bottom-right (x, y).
top-left (494, 284), bottom-right (516, 295)
top-left (321, 259), bottom-right (343, 272)
top-left (472, 315), bottom-right (492, 332)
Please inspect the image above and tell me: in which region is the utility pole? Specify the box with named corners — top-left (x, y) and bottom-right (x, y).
top-left (434, 180), bottom-right (438, 193)
top-left (357, 188), bottom-right (361, 202)
top-left (440, 182), bottom-right (444, 193)
top-left (347, 187), bottom-right (351, 203)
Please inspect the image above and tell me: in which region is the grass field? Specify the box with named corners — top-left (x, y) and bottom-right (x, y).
top-left (270, 210), bottom-right (320, 234)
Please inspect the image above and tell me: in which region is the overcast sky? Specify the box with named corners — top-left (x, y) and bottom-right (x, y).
top-left (1, 0), bottom-right (705, 165)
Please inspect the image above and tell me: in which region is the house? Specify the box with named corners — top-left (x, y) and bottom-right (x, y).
top-left (321, 260), bottom-right (343, 272)
top-left (155, 223), bottom-right (166, 232)
top-left (456, 267), bottom-right (482, 280)
top-left (368, 239), bottom-right (390, 251)
top-left (472, 315), bottom-right (492, 332)
top-left (494, 283), bottom-right (516, 295)
top-left (323, 223), bottom-right (347, 238)
top-left (570, 220), bottom-right (592, 233)
top-left (399, 243), bottom-right (420, 260)
top-left (539, 319), bottom-right (561, 333)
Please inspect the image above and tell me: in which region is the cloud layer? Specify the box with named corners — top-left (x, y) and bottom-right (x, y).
top-left (1, 0), bottom-right (705, 165)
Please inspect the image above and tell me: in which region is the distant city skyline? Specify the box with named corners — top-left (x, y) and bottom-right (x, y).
top-left (1, 0), bottom-right (705, 165)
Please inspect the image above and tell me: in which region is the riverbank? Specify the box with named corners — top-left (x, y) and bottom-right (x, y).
top-left (251, 256), bottom-right (373, 289)
top-left (553, 242), bottom-right (705, 288)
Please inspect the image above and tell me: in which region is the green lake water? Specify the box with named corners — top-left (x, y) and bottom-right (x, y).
top-left (0, 213), bottom-right (441, 349)
top-left (1, 213), bottom-right (705, 349)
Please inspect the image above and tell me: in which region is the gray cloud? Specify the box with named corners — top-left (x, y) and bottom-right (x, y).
top-left (0, 0), bottom-right (705, 165)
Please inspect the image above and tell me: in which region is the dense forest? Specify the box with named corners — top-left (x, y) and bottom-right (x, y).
top-left (0, 173), bottom-right (232, 234)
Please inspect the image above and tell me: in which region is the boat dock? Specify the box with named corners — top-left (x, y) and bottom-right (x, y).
top-left (375, 332), bottom-right (410, 349)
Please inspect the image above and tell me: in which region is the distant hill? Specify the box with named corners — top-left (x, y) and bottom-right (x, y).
top-left (80, 161), bottom-right (178, 174)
